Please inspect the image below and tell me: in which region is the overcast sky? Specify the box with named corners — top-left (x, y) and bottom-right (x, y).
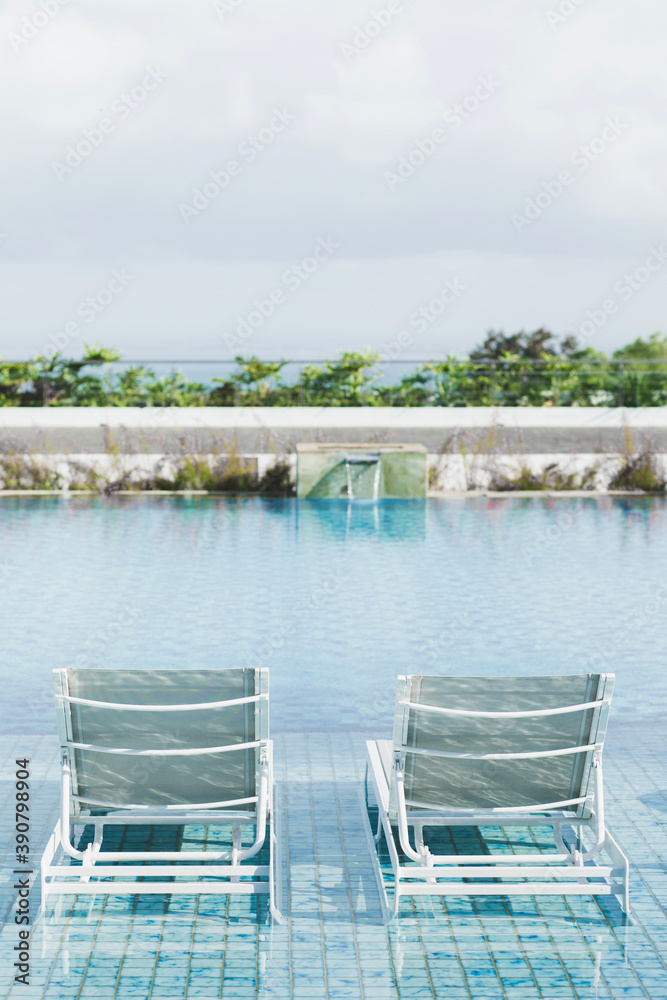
top-left (1, 0), bottom-right (666, 362)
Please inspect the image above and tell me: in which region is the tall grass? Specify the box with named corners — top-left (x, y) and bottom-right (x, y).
top-left (0, 437), bottom-right (295, 495)
top-left (607, 429), bottom-right (666, 492)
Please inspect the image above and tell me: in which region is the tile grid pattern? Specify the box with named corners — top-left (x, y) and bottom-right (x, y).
top-left (1, 729), bottom-right (666, 998)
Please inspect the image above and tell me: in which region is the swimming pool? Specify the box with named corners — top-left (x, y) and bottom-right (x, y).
top-left (1, 496), bottom-right (666, 999)
top-left (2, 495), bottom-right (667, 733)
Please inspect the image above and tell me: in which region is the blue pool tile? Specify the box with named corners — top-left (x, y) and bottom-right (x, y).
top-left (2, 496), bottom-right (667, 1000)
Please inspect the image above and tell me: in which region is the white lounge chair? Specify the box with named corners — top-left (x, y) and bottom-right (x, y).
top-left (41, 667), bottom-right (280, 919)
top-left (365, 673), bottom-right (629, 918)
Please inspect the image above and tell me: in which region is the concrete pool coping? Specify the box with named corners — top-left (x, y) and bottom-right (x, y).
top-left (3, 405), bottom-right (667, 454)
top-left (0, 489), bottom-right (663, 497)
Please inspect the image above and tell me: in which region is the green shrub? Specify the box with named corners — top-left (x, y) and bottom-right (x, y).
top-left (257, 458), bottom-right (294, 496)
top-left (4, 331), bottom-right (667, 408)
top-left (488, 461), bottom-right (598, 492)
top-left (0, 453), bottom-right (62, 490)
top-left (608, 448), bottom-right (666, 492)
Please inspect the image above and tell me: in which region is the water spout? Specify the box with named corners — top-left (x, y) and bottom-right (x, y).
top-left (296, 442), bottom-right (427, 499)
top-left (344, 453), bottom-right (381, 501)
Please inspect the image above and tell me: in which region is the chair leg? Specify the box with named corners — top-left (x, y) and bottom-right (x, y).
top-left (413, 823), bottom-right (436, 883)
top-left (392, 883), bottom-right (401, 919)
top-left (413, 823), bottom-right (426, 854)
top-left (40, 827), bottom-right (58, 902)
top-left (231, 823), bottom-right (242, 883)
top-left (269, 796), bottom-right (283, 924)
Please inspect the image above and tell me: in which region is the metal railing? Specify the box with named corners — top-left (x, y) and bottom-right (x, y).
top-left (3, 357), bottom-right (667, 406)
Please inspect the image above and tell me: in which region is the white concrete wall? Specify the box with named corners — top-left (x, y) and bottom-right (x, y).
top-left (11, 449), bottom-right (664, 493)
top-left (3, 405), bottom-right (665, 456)
top-left (8, 452), bottom-right (296, 490)
top-left (2, 408), bottom-right (665, 491)
top-left (2, 405), bottom-right (667, 431)
top-left (426, 452), bottom-right (655, 491)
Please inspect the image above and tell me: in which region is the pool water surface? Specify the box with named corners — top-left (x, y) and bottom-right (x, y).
top-left (1, 496), bottom-right (666, 999)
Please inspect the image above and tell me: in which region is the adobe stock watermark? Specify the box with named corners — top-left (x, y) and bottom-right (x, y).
top-left (420, 611), bottom-right (476, 665)
top-left (378, 277), bottom-right (468, 361)
top-left (545, 0), bottom-right (590, 29)
top-left (190, 505), bottom-right (235, 551)
top-left (339, 0), bottom-right (405, 63)
top-left (246, 570), bottom-right (344, 669)
top-left (23, 602), bottom-right (141, 723)
top-left (33, 268), bottom-right (135, 359)
top-left (385, 75), bottom-right (500, 191)
top-left (223, 237), bottom-right (339, 351)
top-left (360, 625), bottom-right (479, 729)
top-left (67, 603), bottom-right (141, 670)
top-left (569, 246), bottom-right (667, 344)
top-left (511, 117), bottom-right (628, 233)
top-left (179, 108), bottom-right (295, 223)
top-left (51, 67), bottom-right (169, 180)
top-left (213, 0), bottom-right (246, 19)
top-left (357, 688), bottom-right (396, 729)
top-left (8, 0), bottom-right (70, 53)
top-left (522, 510), bottom-right (574, 566)
top-left (577, 582), bottom-right (667, 672)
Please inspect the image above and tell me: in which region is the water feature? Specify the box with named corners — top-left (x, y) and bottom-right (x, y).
top-left (344, 452), bottom-right (381, 500)
top-left (296, 442), bottom-right (427, 498)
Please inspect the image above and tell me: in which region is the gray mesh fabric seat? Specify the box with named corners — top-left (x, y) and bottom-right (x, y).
top-left (365, 673), bottom-right (629, 918)
top-left (41, 667), bottom-right (280, 918)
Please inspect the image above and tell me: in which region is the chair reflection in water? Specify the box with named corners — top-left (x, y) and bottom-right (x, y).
top-left (365, 673), bottom-right (629, 918)
top-left (41, 667), bottom-right (280, 920)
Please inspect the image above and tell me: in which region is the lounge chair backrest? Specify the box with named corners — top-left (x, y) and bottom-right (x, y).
top-left (393, 673), bottom-right (613, 817)
top-left (53, 667), bottom-right (268, 812)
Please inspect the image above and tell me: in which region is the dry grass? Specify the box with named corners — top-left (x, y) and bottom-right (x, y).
top-left (0, 452), bottom-right (62, 490)
top-left (1, 424), bottom-right (664, 495)
top-left (0, 435), bottom-right (295, 495)
top-left (488, 461), bottom-right (599, 492)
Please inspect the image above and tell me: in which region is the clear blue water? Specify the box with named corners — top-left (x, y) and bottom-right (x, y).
top-left (2, 494), bottom-right (666, 734)
top-left (1, 496), bottom-right (666, 999)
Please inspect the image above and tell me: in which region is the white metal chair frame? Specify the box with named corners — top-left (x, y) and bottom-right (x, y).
top-left (41, 668), bottom-right (281, 920)
top-left (364, 674), bottom-right (629, 919)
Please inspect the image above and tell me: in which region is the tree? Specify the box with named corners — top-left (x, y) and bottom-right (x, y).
top-left (0, 344), bottom-right (122, 406)
top-left (470, 328), bottom-right (560, 361)
top-left (613, 332), bottom-right (667, 363)
top-left (293, 351), bottom-right (382, 406)
top-left (612, 332), bottom-right (667, 406)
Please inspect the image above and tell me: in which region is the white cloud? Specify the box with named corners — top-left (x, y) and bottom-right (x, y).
top-left (0, 0), bottom-right (665, 356)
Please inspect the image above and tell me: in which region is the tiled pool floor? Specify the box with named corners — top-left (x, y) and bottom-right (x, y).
top-left (1, 727), bottom-right (666, 999)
